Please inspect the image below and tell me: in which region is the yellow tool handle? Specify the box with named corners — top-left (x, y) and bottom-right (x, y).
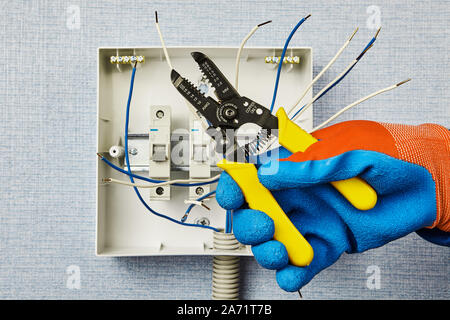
top-left (217, 160), bottom-right (314, 266)
top-left (276, 108), bottom-right (377, 211)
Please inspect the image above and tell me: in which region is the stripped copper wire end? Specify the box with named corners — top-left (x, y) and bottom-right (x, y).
top-left (201, 203), bottom-right (211, 211)
top-left (348, 27), bottom-right (359, 41)
top-left (396, 78), bottom-right (412, 86)
top-left (257, 20), bottom-right (272, 27)
top-left (358, 27), bottom-right (382, 58)
top-left (374, 27), bottom-right (381, 39)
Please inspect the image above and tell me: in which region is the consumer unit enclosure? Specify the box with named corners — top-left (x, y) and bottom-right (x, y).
top-left (97, 46), bottom-right (313, 257)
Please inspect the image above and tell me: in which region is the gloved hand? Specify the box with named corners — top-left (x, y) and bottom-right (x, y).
top-left (216, 120), bottom-right (450, 292)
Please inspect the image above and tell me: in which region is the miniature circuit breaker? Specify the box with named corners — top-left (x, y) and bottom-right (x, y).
top-left (189, 117), bottom-right (211, 200)
top-left (149, 105), bottom-right (171, 200)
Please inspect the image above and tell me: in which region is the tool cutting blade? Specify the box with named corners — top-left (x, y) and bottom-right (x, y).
top-left (191, 51), bottom-right (240, 102)
top-left (171, 69), bottom-right (223, 127)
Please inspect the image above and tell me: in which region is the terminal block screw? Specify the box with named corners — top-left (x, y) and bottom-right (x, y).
top-left (195, 187), bottom-right (204, 196)
top-left (195, 217), bottom-right (210, 226)
top-left (129, 147), bottom-right (138, 155)
top-left (156, 110), bottom-right (165, 119)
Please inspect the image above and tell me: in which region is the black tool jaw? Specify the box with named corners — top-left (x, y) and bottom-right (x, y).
top-left (170, 53), bottom-right (280, 162)
top-left (191, 51), bottom-right (240, 102)
top-left (170, 69), bottom-right (180, 84)
top-left (191, 51), bottom-right (207, 64)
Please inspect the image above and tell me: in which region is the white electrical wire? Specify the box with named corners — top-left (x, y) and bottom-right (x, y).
top-left (154, 11), bottom-right (209, 131)
top-left (291, 28), bottom-right (380, 123)
top-left (155, 11), bottom-right (173, 70)
top-left (234, 20), bottom-right (271, 89)
top-left (103, 176), bottom-right (220, 188)
top-left (235, 26), bottom-right (257, 88)
top-left (257, 56), bottom-right (362, 155)
top-left (309, 79), bottom-right (411, 132)
top-left (252, 79), bottom-right (411, 155)
top-left (291, 59), bottom-right (358, 123)
top-left (285, 27), bottom-right (359, 118)
top-left (184, 198), bottom-right (214, 207)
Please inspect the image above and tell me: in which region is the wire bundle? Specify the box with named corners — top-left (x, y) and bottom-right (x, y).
top-left (256, 22), bottom-right (410, 154)
top-left (289, 28), bottom-right (381, 122)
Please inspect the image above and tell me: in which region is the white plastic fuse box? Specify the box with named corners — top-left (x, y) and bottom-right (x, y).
top-left (96, 47), bottom-right (313, 257)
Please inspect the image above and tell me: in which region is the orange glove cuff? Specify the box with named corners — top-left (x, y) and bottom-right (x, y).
top-left (380, 123), bottom-right (450, 232)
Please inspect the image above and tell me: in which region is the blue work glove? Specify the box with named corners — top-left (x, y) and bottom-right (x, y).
top-left (216, 120), bottom-right (450, 292)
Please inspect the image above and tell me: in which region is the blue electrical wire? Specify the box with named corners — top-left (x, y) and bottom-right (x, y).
top-left (290, 104), bottom-right (306, 120)
top-left (121, 66), bottom-right (219, 232)
top-left (225, 210), bottom-right (232, 233)
top-left (312, 63), bottom-right (357, 102)
top-left (269, 15), bottom-right (310, 114)
top-left (289, 33), bottom-right (379, 120)
top-left (313, 38), bottom-right (374, 102)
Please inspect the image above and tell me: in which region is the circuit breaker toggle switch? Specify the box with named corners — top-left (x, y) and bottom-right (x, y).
top-left (189, 117), bottom-right (211, 200)
top-left (151, 144), bottom-right (168, 161)
top-left (193, 144), bottom-right (208, 162)
top-left (149, 105), bottom-right (171, 200)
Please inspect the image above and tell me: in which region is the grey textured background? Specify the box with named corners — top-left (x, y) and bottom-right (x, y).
top-left (0, 0), bottom-right (449, 299)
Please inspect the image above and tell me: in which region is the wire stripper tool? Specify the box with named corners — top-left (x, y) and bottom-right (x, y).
top-left (171, 52), bottom-right (377, 266)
